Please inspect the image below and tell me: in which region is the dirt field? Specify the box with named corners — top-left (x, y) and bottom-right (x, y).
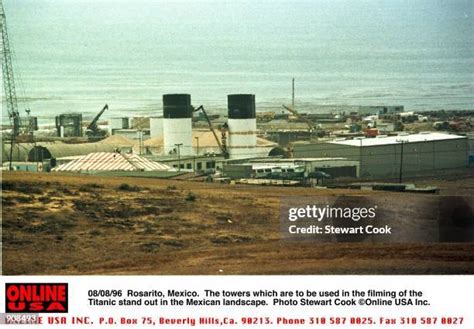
top-left (2, 171), bottom-right (473, 275)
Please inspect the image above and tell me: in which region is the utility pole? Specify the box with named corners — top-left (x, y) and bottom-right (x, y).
top-left (193, 137), bottom-right (199, 173)
top-left (138, 129), bottom-right (143, 155)
top-left (175, 143), bottom-right (183, 172)
top-left (291, 78), bottom-right (295, 110)
top-left (195, 136), bottom-right (199, 156)
top-left (359, 138), bottom-right (363, 178)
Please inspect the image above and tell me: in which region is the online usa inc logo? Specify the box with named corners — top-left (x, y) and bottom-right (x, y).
top-left (5, 283), bottom-right (68, 313)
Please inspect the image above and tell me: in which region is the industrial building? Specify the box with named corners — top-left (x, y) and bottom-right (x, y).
top-left (154, 154), bottom-right (225, 172)
top-left (3, 87), bottom-right (471, 184)
top-left (357, 105), bottom-right (404, 116)
top-left (1, 141), bottom-right (117, 163)
top-left (55, 113), bottom-right (83, 137)
top-left (2, 93), bottom-right (278, 173)
top-left (3, 142), bottom-right (42, 162)
top-left (292, 132), bottom-right (469, 179)
top-left (2, 161), bottom-right (52, 172)
top-left (108, 117), bottom-right (130, 135)
top-left (27, 142), bottom-right (117, 162)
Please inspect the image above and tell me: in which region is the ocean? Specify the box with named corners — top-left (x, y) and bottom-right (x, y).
top-left (2, 0), bottom-right (474, 125)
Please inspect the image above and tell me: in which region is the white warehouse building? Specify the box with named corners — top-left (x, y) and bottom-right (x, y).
top-left (292, 132), bottom-right (469, 179)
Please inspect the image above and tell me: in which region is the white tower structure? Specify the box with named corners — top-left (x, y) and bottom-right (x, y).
top-left (162, 94), bottom-right (193, 156)
top-left (227, 94), bottom-right (257, 159)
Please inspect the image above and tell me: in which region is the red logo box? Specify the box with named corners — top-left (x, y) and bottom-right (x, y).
top-left (5, 283), bottom-right (68, 313)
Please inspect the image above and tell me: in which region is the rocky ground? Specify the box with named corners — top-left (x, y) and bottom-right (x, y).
top-left (1, 171), bottom-right (473, 275)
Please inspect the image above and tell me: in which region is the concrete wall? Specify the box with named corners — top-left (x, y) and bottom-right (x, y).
top-left (469, 136), bottom-right (474, 155)
top-left (223, 164), bottom-right (253, 179)
top-left (469, 136), bottom-right (474, 165)
top-left (109, 117), bottom-right (129, 135)
top-left (304, 160), bottom-right (360, 177)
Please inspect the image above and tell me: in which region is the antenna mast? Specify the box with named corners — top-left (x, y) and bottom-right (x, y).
top-left (291, 78), bottom-right (295, 110)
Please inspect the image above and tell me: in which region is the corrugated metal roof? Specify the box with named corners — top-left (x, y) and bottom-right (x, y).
top-left (2, 143), bottom-right (34, 162)
top-left (330, 132), bottom-right (466, 147)
top-left (28, 143), bottom-right (117, 161)
top-left (3, 142), bottom-right (59, 162)
top-left (52, 152), bottom-right (171, 172)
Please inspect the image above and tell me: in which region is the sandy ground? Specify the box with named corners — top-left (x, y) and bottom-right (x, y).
top-left (1, 171), bottom-right (473, 275)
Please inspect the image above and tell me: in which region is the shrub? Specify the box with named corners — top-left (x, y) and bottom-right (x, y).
top-left (79, 183), bottom-right (104, 192)
top-left (89, 229), bottom-right (102, 236)
top-left (86, 183), bottom-right (103, 189)
top-left (58, 186), bottom-right (74, 195)
top-left (185, 192), bottom-right (196, 202)
top-left (38, 196), bottom-right (51, 203)
top-left (118, 183), bottom-right (140, 192)
top-left (139, 242), bottom-right (160, 252)
top-left (1, 182), bottom-right (16, 190)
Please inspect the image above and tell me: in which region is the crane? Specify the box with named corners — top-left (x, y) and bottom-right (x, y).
top-left (1, 1), bottom-right (21, 137)
top-left (0, 0), bottom-right (26, 170)
top-left (282, 104), bottom-right (316, 131)
top-left (86, 104), bottom-right (109, 141)
top-left (193, 105), bottom-right (228, 158)
top-left (282, 104), bottom-right (326, 137)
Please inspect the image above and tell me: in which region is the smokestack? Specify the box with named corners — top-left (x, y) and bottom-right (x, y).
top-left (162, 94), bottom-right (193, 156)
top-left (227, 94), bottom-right (257, 159)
